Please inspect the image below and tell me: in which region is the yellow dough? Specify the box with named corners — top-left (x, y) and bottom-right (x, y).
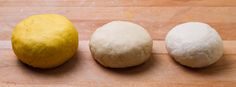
top-left (11, 14), bottom-right (78, 68)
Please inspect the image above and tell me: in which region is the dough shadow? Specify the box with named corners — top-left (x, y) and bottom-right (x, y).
top-left (17, 51), bottom-right (80, 76)
top-left (170, 55), bottom-right (230, 75)
top-left (98, 54), bottom-right (157, 75)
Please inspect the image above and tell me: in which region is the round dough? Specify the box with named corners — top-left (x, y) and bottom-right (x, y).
top-left (12, 14), bottom-right (78, 69)
top-left (89, 21), bottom-right (153, 68)
top-left (165, 22), bottom-right (223, 68)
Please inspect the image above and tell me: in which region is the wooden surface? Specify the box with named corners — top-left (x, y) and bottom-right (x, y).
top-left (0, 0), bottom-right (236, 87)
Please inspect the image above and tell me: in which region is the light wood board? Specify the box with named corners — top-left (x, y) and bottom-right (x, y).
top-left (0, 0), bottom-right (236, 87)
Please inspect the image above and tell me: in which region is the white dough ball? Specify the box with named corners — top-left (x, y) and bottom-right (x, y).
top-left (89, 21), bottom-right (153, 68)
top-left (165, 22), bottom-right (223, 68)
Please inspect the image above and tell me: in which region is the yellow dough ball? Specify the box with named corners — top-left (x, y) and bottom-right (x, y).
top-left (11, 14), bottom-right (78, 69)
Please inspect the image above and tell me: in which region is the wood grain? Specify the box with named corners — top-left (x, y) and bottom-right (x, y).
top-left (1, 7), bottom-right (236, 40)
top-left (1, 41), bottom-right (236, 87)
top-left (0, 0), bottom-right (236, 7)
top-left (0, 0), bottom-right (236, 87)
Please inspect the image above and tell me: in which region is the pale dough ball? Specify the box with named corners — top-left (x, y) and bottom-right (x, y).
top-left (89, 21), bottom-right (153, 68)
top-left (165, 22), bottom-right (223, 68)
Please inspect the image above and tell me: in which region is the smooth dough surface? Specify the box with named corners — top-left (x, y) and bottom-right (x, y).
top-left (165, 22), bottom-right (223, 68)
top-left (89, 21), bottom-right (153, 68)
top-left (12, 14), bottom-right (78, 68)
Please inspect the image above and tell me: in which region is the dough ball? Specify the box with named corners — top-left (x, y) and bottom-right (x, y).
top-left (165, 22), bottom-right (223, 68)
top-left (89, 21), bottom-right (153, 68)
top-left (12, 14), bottom-right (78, 69)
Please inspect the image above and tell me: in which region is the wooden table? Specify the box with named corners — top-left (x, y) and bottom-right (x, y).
top-left (0, 0), bottom-right (236, 87)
